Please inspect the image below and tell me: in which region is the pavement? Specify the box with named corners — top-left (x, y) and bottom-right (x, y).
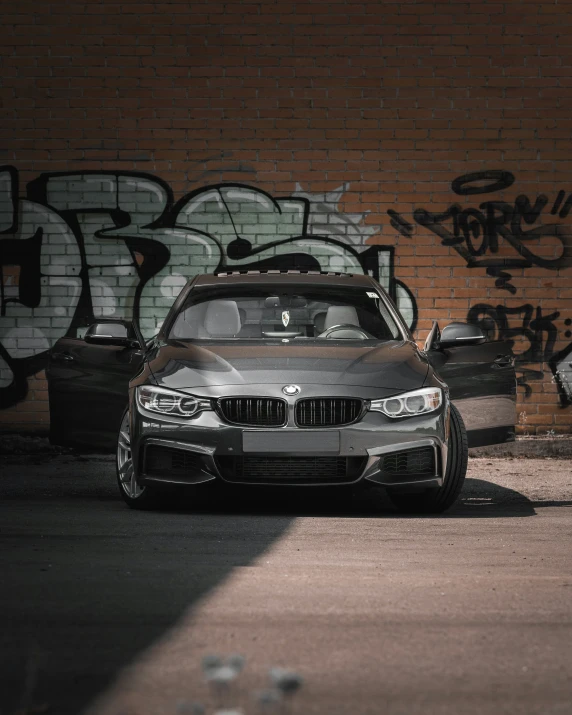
top-left (1, 454), bottom-right (571, 715)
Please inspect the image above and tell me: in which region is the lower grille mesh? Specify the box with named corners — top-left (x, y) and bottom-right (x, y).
top-left (145, 445), bottom-right (204, 477)
top-left (381, 447), bottom-right (435, 477)
top-left (216, 456), bottom-right (366, 484)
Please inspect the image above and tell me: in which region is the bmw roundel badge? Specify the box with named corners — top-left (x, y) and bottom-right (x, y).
top-left (282, 385), bottom-right (300, 396)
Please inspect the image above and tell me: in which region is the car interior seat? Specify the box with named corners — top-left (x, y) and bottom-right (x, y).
top-left (323, 306), bottom-right (360, 330)
top-left (237, 307), bottom-right (263, 338)
top-left (171, 301), bottom-right (242, 339)
top-left (201, 300), bottom-right (242, 338)
top-left (313, 311), bottom-right (327, 334)
top-left (171, 302), bottom-right (207, 339)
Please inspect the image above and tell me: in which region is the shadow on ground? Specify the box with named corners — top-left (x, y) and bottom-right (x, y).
top-left (0, 460), bottom-right (294, 715)
top-left (1, 457), bottom-right (571, 714)
top-left (170, 476), bottom-right (572, 519)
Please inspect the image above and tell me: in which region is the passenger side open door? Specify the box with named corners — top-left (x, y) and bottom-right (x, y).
top-left (424, 321), bottom-right (517, 448)
top-left (46, 320), bottom-right (145, 451)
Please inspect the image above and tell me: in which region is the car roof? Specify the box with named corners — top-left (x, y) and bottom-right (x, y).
top-left (192, 270), bottom-right (378, 289)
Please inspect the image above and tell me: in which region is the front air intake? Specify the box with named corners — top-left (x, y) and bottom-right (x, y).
top-left (216, 455), bottom-right (367, 485)
top-left (145, 445), bottom-right (205, 477)
top-left (380, 447), bottom-right (435, 477)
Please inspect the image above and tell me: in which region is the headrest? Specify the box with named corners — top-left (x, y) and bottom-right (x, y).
top-left (324, 305), bottom-right (359, 329)
top-left (204, 300), bottom-right (241, 337)
top-left (314, 311), bottom-right (327, 333)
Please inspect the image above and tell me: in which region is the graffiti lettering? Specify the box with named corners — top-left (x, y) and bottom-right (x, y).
top-left (468, 303), bottom-right (560, 365)
top-left (0, 167), bottom-right (417, 409)
top-left (390, 170), bottom-right (572, 295)
top-left (450, 169), bottom-right (515, 196)
top-left (0, 167), bottom-right (83, 405)
top-left (387, 209), bottom-right (413, 239)
top-left (467, 303), bottom-right (572, 404)
top-left (389, 170), bottom-right (572, 407)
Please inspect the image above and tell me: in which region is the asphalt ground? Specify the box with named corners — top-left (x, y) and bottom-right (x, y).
top-left (1, 455), bottom-right (571, 715)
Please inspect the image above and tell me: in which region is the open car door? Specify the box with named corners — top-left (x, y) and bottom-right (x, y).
top-left (424, 322), bottom-right (517, 448)
top-left (46, 320), bottom-right (145, 451)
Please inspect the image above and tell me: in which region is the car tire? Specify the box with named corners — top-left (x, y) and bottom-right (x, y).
top-left (116, 409), bottom-right (165, 510)
top-left (387, 404), bottom-right (468, 515)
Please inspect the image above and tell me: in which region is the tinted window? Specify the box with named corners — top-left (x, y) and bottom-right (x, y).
top-left (169, 285), bottom-right (402, 342)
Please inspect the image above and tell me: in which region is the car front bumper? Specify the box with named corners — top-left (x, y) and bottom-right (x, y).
top-left (129, 385), bottom-right (450, 490)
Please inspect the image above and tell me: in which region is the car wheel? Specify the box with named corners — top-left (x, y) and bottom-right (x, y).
top-left (116, 409), bottom-right (162, 510)
top-left (387, 404), bottom-right (468, 514)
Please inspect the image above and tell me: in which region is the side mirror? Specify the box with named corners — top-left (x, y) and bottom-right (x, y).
top-left (438, 322), bottom-right (486, 349)
top-left (84, 321), bottom-right (141, 348)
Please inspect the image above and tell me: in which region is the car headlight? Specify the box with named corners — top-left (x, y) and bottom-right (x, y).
top-left (137, 385), bottom-right (212, 418)
top-left (369, 387), bottom-right (442, 419)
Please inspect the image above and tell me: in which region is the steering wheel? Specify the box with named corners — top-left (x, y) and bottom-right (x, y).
top-left (317, 323), bottom-right (372, 340)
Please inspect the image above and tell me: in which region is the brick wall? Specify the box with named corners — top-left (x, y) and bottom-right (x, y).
top-left (1, 0), bottom-right (572, 434)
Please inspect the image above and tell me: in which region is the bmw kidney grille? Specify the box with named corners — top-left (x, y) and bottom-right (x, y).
top-left (218, 397), bottom-right (287, 427)
top-left (295, 398), bottom-right (363, 427)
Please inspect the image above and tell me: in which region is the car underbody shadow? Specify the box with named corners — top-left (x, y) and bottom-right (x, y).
top-left (164, 475), bottom-right (551, 519)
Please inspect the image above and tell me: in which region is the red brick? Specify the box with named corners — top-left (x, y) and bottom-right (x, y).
top-left (0, 0), bottom-right (570, 432)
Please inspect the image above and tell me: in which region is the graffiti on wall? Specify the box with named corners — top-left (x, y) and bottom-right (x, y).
top-left (390, 170), bottom-right (572, 294)
top-left (467, 303), bottom-right (562, 397)
top-left (388, 170), bottom-right (572, 405)
top-left (2, 165), bottom-right (571, 412)
top-left (0, 167), bottom-right (416, 408)
top-left (467, 303), bottom-right (572, 405)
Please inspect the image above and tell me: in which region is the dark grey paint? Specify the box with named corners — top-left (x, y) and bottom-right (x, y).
top-left (47, 272), bottom-right (517, 452)
top-left (427, 341), bottom-right (516, 400)
top-left (146, 340), bottom-right (429, 391)
top-left (47, 338), bottom-right (144, 450)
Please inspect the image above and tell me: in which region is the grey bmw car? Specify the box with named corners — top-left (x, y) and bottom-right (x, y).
top-left (47, 271), bottom-right (517, 513)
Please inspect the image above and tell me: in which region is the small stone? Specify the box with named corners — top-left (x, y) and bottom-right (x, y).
top-left (201, 654), bottom-right (222, 673)
top-left (226, 653), bottom-right (246, 673)
top-left (206, 665), bottom-right (238, 686)
top-left (269, 668), bottom-right (303, 695)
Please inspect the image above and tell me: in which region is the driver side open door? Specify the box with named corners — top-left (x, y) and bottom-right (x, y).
top-left (46, 321), bottom-right (145, 451)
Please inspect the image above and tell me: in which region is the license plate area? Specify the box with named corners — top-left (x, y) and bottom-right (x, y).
top-left (242, 430), bottom-right (340, 454)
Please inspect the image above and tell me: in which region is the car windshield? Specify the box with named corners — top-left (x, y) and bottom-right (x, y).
top-left (168, 285), bottom-right (403, 342)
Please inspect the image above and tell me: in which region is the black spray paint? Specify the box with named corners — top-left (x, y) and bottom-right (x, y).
top-left (0, 168), bottom-right (417, 409)
top-left (389, 170), bottom-right (572, 405)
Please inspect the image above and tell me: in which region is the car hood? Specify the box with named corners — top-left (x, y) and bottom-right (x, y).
top-left (147, 340), bottom-right (429, 392)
